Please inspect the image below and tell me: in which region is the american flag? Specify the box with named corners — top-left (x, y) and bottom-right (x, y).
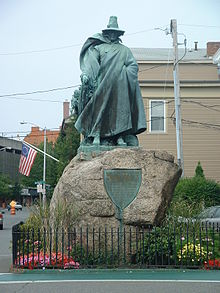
top-left (19, 143), bottom-right (37, 176)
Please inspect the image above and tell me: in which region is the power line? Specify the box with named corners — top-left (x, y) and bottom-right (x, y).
top-left (145, 100), bottom-right (174, 110)
top-left (0, 66), bottom-right (171, 101)
top-left (179, 23), bottom-right (220, 29)
top-left (0, 28), bottom-right (157, 56)
top-left (2, 132), bottom-right (62, 139)
top-left (170, 117), bottom-right (220, 132)
top-left (139, 64), bottom-right (166, 73)
top-left (1, 128), bottom-right (60, 135)
top-left (162, 48), bottom-right (172, 98)
top-left (181, 61), bottom-right (216, 67)
top-left (0, 58), bottom-right (217, 103)
top-left (0, 23), bottom-right (218, 57)
top-left (0, 44), bottom-right (82, 56)
top-left (0, 60), bottom-right (218, 103)
top-left (139, 61), bottom-right (217, 74)
top-left (0, 85), bottom-right (80, 101)
top-left (3, 98), bottom-right (220, 135)
top-left (181, 118), bottom-right (220, 130)
top-left (4, 115), bottom-right (220, 139)
top-left (181, 100), bottom-right (220, 112)
top-left (1, 96), bottom-right (63, 103)
top-left (125, 28), bottom-right (157, 36)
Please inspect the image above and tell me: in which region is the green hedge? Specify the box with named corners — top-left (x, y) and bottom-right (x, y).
top-left (173, 176), bottom-right (220, 207)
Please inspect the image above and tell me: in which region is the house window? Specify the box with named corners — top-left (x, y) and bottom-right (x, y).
top-left (149, 100), bottom-right (166, 132)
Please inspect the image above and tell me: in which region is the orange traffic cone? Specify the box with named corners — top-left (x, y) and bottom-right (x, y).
top-left (11, 206), bottom-right (16, 215)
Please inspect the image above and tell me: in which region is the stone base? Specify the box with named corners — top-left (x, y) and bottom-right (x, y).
top-left (77, 145), bottom-right (138, 160)
top-left (50, 148), bottom-right (182, 229)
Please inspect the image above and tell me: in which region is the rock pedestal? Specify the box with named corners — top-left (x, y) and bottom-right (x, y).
top-left (50, 148), bottom-right (182, 228)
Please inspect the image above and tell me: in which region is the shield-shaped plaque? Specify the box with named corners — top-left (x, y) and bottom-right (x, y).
top-left (103, 168), bottom-right (142, 211)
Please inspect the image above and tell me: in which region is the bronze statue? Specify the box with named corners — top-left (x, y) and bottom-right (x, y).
top-left (75, 16), bottom-right (146, 146)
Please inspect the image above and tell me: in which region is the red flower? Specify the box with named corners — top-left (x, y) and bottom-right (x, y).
top-left (204, 259), bottom-right (220, 270)
top-left (16, 251), bottom-right (79, 270)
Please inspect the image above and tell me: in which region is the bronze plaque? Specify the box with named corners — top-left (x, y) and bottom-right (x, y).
top-left (103, 168), bottom-right (142, 211)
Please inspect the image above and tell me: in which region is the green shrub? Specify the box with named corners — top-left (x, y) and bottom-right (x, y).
top-left (141, 225), bottom-right (176, 265)
top-left (173, 176), bottom-right (220, 208)
top-left (195, 161), bottom-right (205, 178)
top-left (167, 200), bottom-right (204, 219)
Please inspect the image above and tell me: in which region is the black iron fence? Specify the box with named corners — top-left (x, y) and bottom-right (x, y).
top-left (12, 221), bottom-right (220, 270)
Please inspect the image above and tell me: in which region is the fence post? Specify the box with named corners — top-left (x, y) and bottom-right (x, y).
top-left (12, 222), bottom-right (23, 267)
top-left (12, 224), bottom-right (17, 266)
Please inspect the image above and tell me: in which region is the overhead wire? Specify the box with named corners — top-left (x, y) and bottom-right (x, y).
top-left (180, 119), bottom-right (220, 131)
top-left (1, 37), bottom-right (219, 101)
top-left (0, 44), bottom-right (82, 56)
top-left (0, 23), bottom-right (218, 56)
top-left (1, 132), bottom-right (62, 139)
top-left (1, 24), bottom-right (219, 135)
top-left (0, 27), bottom-right (158, 56)
top-left (0, 85), bottom-right (80, 101)
top-left (181, 100), bottom-right (220, 112)
top-left (139, 64), bottom-right (166, 73)
top-left (179, 24), bottom-right (220, 29)
top-left (162, 47), bottom-right (172, 96)
top-left (1, 128), bottom-right (60, 135)
top-left (174, 34), bottom-right (187, 69)
top-left (3, 108), bottom-right (220, 139)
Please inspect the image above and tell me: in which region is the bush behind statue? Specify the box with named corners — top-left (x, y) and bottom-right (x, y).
top-left (173, 176), bottom-right (220, 208)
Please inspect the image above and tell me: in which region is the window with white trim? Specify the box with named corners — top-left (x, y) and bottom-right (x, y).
top-left (149, 100), bottom-right (166, 132)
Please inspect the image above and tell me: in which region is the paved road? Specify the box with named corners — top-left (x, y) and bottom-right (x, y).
top-left (0, 207), bottom-right (30, 273)
top-left (0, 269), bottom-right (219, 293)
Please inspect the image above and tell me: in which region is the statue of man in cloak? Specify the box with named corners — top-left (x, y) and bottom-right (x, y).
top-left (75, 16), bottom-right (146, 146)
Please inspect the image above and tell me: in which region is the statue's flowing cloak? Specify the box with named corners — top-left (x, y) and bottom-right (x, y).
top-left (75, 33), bottom-right (146, 138)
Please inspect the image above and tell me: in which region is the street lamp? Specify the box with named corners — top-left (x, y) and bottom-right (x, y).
top-left (20, 121), bottom-right (47, 207)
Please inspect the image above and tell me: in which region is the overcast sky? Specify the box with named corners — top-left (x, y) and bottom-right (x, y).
top-left (0, 0), bottom-right (219, 138)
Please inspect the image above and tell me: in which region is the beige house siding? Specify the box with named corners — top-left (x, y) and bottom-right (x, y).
top-left (137, 57), bottom-right (220, 182)
top-left (138, 63), bottom-right (218, 81)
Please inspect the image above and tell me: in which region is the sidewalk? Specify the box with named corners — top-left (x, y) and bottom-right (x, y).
top-left (0, 269), bottom-right (220, 282)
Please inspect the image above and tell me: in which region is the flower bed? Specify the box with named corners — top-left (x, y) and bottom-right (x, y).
top-left (204, 259), bottom-right (220, 270)
top-left (16, 252), bottom-right (79, 270)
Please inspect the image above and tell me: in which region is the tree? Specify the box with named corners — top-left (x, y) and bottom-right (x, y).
top-left (195, 161), bottom-right (205, 178)
top-left (172, 162), bottom-right (220, 209)
top-left (0, 174), bottom-right (13, 202)
top-left (12, 182), bottom-right (22, 202)
top-left (173, 176), bottom-right (220, 208)
top-left (20, 118), bottom-right (80, 194)
top-left (54, 117), bottom-right (80, 180)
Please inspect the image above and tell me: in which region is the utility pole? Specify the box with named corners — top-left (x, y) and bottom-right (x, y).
top-left (170, 19), bottom-right (184, 176)
top-left (42, 127), bottom-right (47, 208)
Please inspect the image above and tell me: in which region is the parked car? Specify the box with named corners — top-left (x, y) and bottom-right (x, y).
top-left (197, 205), bottom-right (220, 229)
top-left (0, 212), bottom-right (3, 230)
top-left (7, 202), bottom-right (23, 211)
top-left (179, 205), bottom-right (220, 230)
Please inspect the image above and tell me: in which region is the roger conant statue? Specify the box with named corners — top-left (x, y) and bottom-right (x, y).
top-left (74, 16), bottom-right (146, 146)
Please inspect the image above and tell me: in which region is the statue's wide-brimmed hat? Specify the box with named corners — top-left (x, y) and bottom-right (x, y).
top-left (102, 16), bottom-right (125, 35)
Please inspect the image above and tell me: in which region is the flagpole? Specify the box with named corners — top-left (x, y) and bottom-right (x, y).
top-left (43, 127), bottom-right (46, 207)
top-left (19, 121), bottom-right (60, 210)
top-left (22, 140), bottom-right (59, 162)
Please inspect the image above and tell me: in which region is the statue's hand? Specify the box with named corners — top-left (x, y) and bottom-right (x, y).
top-left (81, 74), bottom-right (89, 85)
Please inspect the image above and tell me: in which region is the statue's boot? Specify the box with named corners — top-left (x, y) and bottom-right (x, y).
top-left (123, 134), bottom-right (139, 146)
top-left (117, 137), bottom-right (127, 146)
top-left (93, 136), bottom-right (100, 145)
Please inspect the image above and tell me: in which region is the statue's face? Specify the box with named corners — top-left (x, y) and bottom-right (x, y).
top-left (104, 30), bottom-right (121, 42)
